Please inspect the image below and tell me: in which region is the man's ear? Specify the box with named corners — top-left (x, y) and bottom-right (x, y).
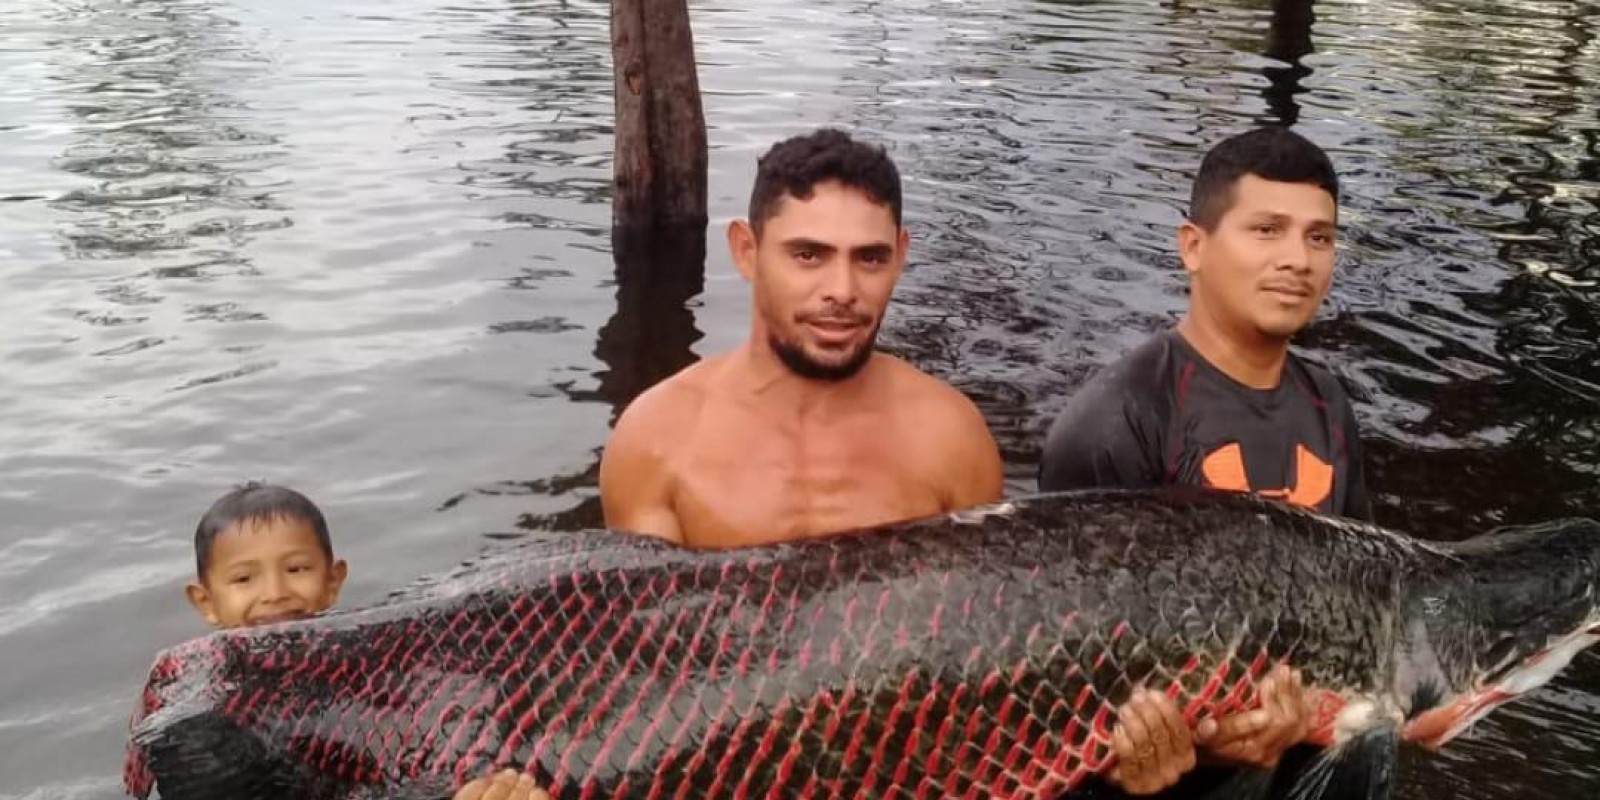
top-left (1177, 221), bottom-right (1206, 277)
top-left (727, 219), bottom-right (758, 282)
top-left (897, 226), bottom-right (910, 266)
top-left (185, 582), bottom-right (221, 628)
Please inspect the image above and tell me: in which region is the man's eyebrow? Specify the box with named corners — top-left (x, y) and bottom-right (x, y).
top-left (850, 243), bottom-right (895, 259)
top-left (1243, 210), bottom-right (1335, 227)
top-left (777, 237), bottom-right (837, 251)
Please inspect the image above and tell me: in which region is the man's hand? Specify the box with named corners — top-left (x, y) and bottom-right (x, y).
top-left (454, 770), bottom-right (549, 800)
top-left (1196, 665), bottom-right (1311, 769)
top-left (1108, 688), bottom-right (1197, 795)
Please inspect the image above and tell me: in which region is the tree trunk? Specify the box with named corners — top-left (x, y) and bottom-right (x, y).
top-left (610, 0), bottom-right (708, 261)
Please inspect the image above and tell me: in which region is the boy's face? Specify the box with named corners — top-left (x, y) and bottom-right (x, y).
top-left (186, 515), bottom-right (347, 629)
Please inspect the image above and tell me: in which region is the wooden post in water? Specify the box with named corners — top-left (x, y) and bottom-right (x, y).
top-left (610, 0), bottom-right (708, 269)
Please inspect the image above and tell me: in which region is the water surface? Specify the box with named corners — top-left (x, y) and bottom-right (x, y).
top-left (0, 0), bottom-right (1595, 797)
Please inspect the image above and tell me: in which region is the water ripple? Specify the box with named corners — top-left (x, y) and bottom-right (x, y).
top-left (1, 0), bottom-right (1597, 797)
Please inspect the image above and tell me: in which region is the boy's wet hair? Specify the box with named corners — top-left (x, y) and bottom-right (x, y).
top-left (1188, 126), bottom-right (1340, 231)
top-left (747, 127), bottom-right (903, 236)
top-left (194, 481), bottom-right (332, 579)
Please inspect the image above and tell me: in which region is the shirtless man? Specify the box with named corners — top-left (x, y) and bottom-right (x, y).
top-left (452, 126), bottom-right (1006, 800)
top-left (597, 127), bottom-right (1006, 545)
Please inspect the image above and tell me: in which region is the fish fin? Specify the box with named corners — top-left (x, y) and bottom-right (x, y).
top-left (1275, 723), bottom-right (1400, 800)
top-left (135, 711), bottom-right (321, 800)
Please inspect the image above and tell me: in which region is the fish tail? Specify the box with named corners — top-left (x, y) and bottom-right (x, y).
top-left (1278, 720), bottom-right (1400, 800)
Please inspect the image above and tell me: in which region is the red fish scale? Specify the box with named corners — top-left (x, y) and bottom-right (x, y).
top-left (124, 490), bottom-right (1427, 800)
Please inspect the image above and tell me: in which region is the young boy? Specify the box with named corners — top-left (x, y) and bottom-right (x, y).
top-left (181, 484), bottom-right (523, 800)
top-left (185, 481), bottom-right (348, 629)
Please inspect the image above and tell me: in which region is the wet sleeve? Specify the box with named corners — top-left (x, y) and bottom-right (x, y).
top-left (1339, 402), bottom-right (1375, 523)
top-left (1036, 384), bottom-right (1165, 493)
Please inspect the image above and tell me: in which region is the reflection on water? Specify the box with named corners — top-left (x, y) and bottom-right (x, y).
top-left (0, 0), bottom-right (1597, 797)
top-left (1262, 0), bottom-right (1315, 125)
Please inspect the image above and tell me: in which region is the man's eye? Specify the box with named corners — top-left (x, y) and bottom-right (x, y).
top-left (230, 575), bottom-right (251, 585)
top-left (1255, 224), bottom-right (1279, 235)
top-left (794, 249), bottom-right (818, 262)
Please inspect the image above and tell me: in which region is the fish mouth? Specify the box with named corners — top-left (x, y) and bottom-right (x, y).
top-left (1405, 626), bottom-right (1600, 749)
top-left (1403, 690), bottom-right (1511, 751)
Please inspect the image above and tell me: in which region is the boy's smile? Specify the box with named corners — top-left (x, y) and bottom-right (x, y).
top-left (186, 515), bottom-right (347, 629)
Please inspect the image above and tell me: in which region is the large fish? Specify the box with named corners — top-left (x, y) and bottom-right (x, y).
top-left (123, 488), bottom-right (1600, 800)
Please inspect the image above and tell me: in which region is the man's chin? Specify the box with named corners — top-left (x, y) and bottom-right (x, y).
top-left (1255, 317), bottom-right (1310, 342)
top-left (771, 337), bottom-right (874, 382)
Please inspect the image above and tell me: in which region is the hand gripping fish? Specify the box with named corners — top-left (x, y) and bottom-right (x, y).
top-left (122, 487), bottom-right (1600, 800)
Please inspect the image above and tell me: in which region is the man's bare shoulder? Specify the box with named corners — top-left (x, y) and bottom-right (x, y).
top-left (872, 354), bottom-right (1004, 506)
top-left (600, 356), bottom-right (733, 542)
top-left (612, 356), bottom-right (726, 436)
top-left (875, 354), bottom-right (990, 428)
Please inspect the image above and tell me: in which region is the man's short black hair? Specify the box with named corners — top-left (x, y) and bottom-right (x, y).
top-left (1188, 126), bottom-right (1339, 231)
top-left (748, 128), bottom-right (902, 235)
top-left (194, 481), bottom-right (332, 578)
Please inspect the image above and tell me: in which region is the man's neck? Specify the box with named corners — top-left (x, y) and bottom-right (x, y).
top-left (733, 336), bottom-right (876, 417)
top-left (1176, 313), bottom-right (1290, 390)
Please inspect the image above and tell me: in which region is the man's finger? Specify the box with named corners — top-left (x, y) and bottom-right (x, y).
top-left (1145, 690), bottom-right (1192, 764)
top-left (1119, 691), bottom-right (1154, 756)
top-left (1291, 670), bottom-right (1314, 740)
top-left (486, 771), bottom-right (523, 800)
top-left (1270, 667), bottom-right (1299, 719)
top-left (1280, 670), bottom-right (1313, 748)
top-left (455, 778), bottom-right (492, 800)
top-left (1110, 724), bottom-right (1143, 792)
top-left (1135, 693), bottom-right (1175, 762)
top-left (1204, 707), bottom-right (1270, 747)
top-left (1223, 737), bottom-right (1263, 764)
top-left (1112, 717), bottom-right (1141, 763)
top-left (1154, 691), bottom-right (1197, 773)
top-left (457, 771), bottom-right (517, 800)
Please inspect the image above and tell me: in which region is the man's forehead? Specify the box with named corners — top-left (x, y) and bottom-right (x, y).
top-left (761, 188), bottom-right (898, 241)
top-left (1229, 176), bottom-right (1336, 220)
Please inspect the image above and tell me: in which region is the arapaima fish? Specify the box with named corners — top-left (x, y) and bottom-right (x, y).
top-left (123, 488), bottom-right (1600, 800)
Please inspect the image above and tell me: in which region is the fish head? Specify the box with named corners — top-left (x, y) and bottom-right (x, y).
top-left (1403, 516), bottom-right (1600, 750)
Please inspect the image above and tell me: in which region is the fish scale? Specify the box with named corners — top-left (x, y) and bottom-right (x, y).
top-left (125, 488), bottom-right (1600, 800)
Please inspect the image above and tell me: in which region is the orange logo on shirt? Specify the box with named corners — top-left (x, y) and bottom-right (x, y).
top-left (1200, 443), bottom-right (1332, 509)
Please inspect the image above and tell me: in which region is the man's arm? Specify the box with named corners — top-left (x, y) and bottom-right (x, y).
top-left (933, 387), bottom-right (1005, 509)
top-left (597, 388), bottom-right (686, 544)
top-left (1339, 402), bottom-right (1376, 522)
top-left (1036, 382), bottom-right (1163, 493)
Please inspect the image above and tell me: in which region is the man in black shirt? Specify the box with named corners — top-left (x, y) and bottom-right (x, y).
top-left (1039, 127), bottom-right (1372, 795)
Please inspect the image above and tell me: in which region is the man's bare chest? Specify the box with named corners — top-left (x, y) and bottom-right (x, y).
top-left (667, 421), bottom-right (944, 546)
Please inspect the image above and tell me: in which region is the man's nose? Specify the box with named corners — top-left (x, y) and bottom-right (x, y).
top-left (819, 259), bottom-right (859, 306)
top-left (1279, 236), bottom-right (1312, 273)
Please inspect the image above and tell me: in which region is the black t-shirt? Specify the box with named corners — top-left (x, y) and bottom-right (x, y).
top-left (1038, 329), bottom-right (1372, 521)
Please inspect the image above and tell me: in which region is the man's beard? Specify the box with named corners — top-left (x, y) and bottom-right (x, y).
top-left (769, 324), bottom-right (878, 382)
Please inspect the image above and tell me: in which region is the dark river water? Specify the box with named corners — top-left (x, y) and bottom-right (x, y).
top-left (0, 0), bottom-right (1596, 797)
